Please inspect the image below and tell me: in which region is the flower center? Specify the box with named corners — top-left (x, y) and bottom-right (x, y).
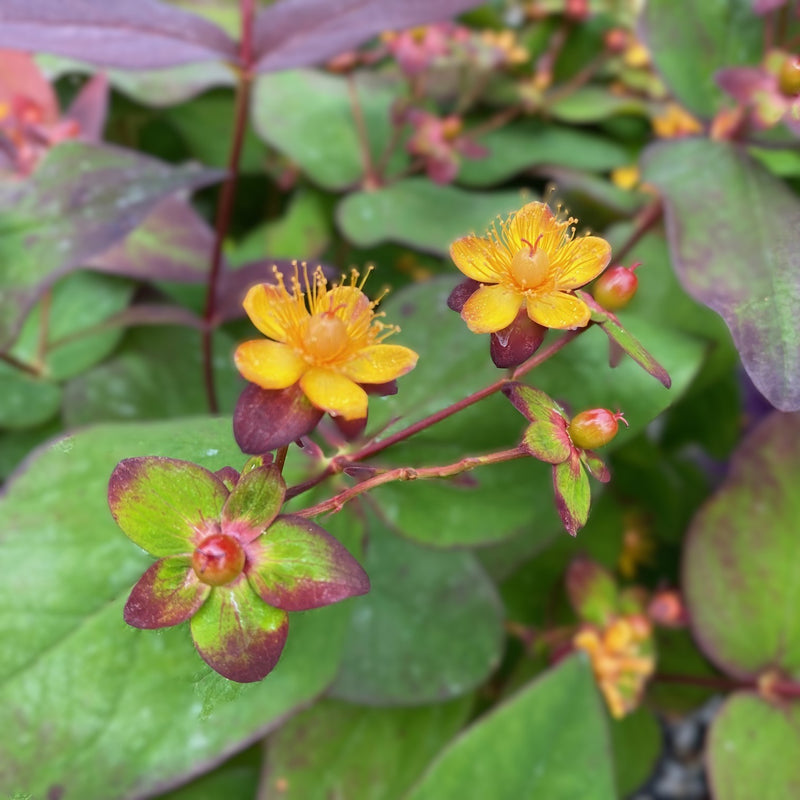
top-left (509, 237), bottom-right (550, 289)
top-left (302, 312), bottom-right (349, 362)
top-left (192, 533), bottom-right (246, 586)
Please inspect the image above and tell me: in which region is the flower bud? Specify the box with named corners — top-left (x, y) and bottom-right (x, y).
top-left (568, 408), bottom-right (627, 450)
top-left (778, 54), bottom-right (800, 96)
top-left (593, 263), bottom-right (640, 310)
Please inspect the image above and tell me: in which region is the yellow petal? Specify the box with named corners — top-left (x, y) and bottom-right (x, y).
top-left (450, 236), bottom-right (506, 282)
top-left (234, 340), bottom-right (307, 389)
top-left (552, 235), bottom-right (611, 290)
top-left (526, 291), bottom-right (591, 330)
top-left (340, 345), bottom-right (418, 384)
top-left (242, 284), bottom-right (292, 341)
top-left (300, 368), bottom-right (368, 420)
top-left (327, 285), bottom-right (370, 318)
top-left (461, 283), bottom-right (523, 333)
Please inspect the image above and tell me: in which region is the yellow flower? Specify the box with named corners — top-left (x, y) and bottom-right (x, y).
top-left (652, 102), bottom-right (703, 138)
top-left (450, 201), bottom-right (611, 332)
top-left (235, 265), bottom-right (418, 421)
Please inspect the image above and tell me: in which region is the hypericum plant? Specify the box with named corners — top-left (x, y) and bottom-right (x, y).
top-left (108, 198), bottom-right (669, 681)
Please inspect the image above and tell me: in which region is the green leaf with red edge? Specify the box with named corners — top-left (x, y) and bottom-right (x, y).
top-left (553, 453), bottom-right (591, 537)
top-left (684, 412), bottom-right (800, 680)
top-left (565, 557), bottom-right (618, 627)
top-left (0, 416), bottom-right (352, 800)
top-left (579, 292), bottom-right (671, 388)
top-left (522, 418), bottom-right (573, 464)
top-left (707, 692), bottom-right (800, 800)
top-left (503, 383), bottom-right (568, 423)
top-left (581, 450), bottom-right (611, 483)
top-left (221, 464), bottom-right (285, 542)
top-left (190, 578), bottom-right (289, 683)
top-left (246, 515), bottom-right (369, 612)
top-left (123, 555), bottom-right (210, 629)
top-left (108, 456), bottom-right (229, 557)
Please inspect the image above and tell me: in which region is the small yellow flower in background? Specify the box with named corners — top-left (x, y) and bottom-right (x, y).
top-left (652, 102), bottom-right (703, 138)
top-left (617, 512), bottom-right (655, 579)
top-left (573, 614), bottom-right (655, 718)
top-left (610, 164), bottom-right (641, 191)
top-left (450, 200), bottom-right (611, 332)
top-left (235, 265), bottom-right (418, 421)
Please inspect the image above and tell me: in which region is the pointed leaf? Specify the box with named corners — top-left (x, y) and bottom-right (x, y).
top-left (190, 578), bottom-right (289, 683)
top-left (684, 412), bottom-right (800, 678)
top-left (406, 657), bottom-right (616, 800)
top-left (553, 454), bottom-right (591, 537)
top-left (64, 72), bottom-right (108, 140)
top-left (579, 292), bottom-right (671, 388)
top-left (109, 457), bottom-right (229, 556)
top-left (503, 382), bottom-right (568, 424)
top-left (0, 0), bottom-right (237, 70)
top-left (707, 693), bottom-right (800, 800)
top-left (644, 138), bottom-right (800, 409)
top-left (221, 464), bottom-right (285, 542)
top-left (0, 141), bottom-right (224, 350)
top-left (246, 515), bottom-right (369, 611)
top-left (253, 0), bottom-right (485, 73)
top-left (581, 450), bottom-right (611, 483)
top-left (234, 383), bottom-right (323, 454)
top-left (522, 419), bottom-right (572, 464)
top-left (124, 556), bottom-right (210, 629)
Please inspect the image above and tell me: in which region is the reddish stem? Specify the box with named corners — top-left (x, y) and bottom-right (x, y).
top-left (201, 0), bottom-right (256, 413)
top-left (295, 446), bottom-right (527, 518)
top-left (613, 200), bottom-right (663, 265)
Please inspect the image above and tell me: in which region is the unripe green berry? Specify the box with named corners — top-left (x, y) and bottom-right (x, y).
top-left (778, 54), bottom-right (800, 97)
top-left (192, 533), bottom-right (246, 586)
top-left (568, 409), bottom-right (627, 450)
top-left (593, 264), bottom-right (640, 310)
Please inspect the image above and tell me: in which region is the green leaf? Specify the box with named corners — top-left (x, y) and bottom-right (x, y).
top-left (336, 180), bottom-right (524, 254)
top-left (685, 412), bottom-right (800, 678)
top-left (61, 325), bottom-right (241, 426)
top-left (553, 453), bottom-right (590, 536)
top-left (0, 417), bottom-right (349, 799)
top-left (246, 515), bottom-right (369, 611)
top-left (0, 364), bottom-right (61, 430)
top-left (708, 693), bottom-right (800, 800)
top-left (458, 120), bottom-right (629, 187)
top-left (611, 708), bottom-right (662, 797)
top-left (252, 69), bottom-right (404, 190)
top-left (261, 697), bottom-right (472, 800)
top-left (329, 513), bottom-right (504, 705)
top-left (8, 271), bottom-right (134, 381)
top-left (405, 656), bottom-right (616, 800)
top-left (161, 747), bottom-right (260, 800)
top-left (640, 0), bottom-right (763, 117)
top-left (644, 138), bottom-right (800, 410)
top-left (547, 86), bottom-right (649, 123)
top-left (190, 578), bottom-right (289, 683)
top-left (0, 141), bottom-right (223, 350)
top-left (109, 456), bottom-right (229, 556)
top-left (565, 557), bottom-right (618, 626)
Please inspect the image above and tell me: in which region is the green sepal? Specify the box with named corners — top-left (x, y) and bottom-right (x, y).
top-left (221, 463), bottom-right (285, 543)
top-left (552, 453), bottom-right (591, 537)
top-left (190, 577), bottom-right (289, 683)
top-left (522, 418), bottom-right (572, 464)
top-left (503, 383), bottom-right (568, 423)
top-left (108, 457), bottom-right (229, 556)
top-left (580, 450), bottom-right (611, 483)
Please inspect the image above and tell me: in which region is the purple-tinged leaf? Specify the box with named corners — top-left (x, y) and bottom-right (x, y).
top-left (64, 73), bottom-right (109, 141)
top-left (247, 516), bottom-right (370, 611)
top-left (644, 138), bottom-right (800, 409)
top-left (565, 556), bottom-right (618, 626)
top-left (88, 196), bottom-right (216, 284)
top-left (552, 453), bottom-right (590, 537)
top-left (684, 412), bottom-right (800, 679)
top-left (0, 0), bottom-right (237, 70)
top-left (0, 142), bottom-right (224, 351)
top-left (108, 457), bottom-right (229, 557)
top-left (252, 0), bottom-right (485, 73)
top-left (578, 292), bottom-right (671, 389)
top-left (234, 383), bottom-right (324, 454)
top-left (190, 578), bottom-right (289, 682)
top-left (221, 464), bottom-right (285, 542)
top-left (503, 383), bottom-right (568, 424)
top-left (94, 303), bottom-right (205, 331)
top-left (580, 450), bottom-right (610, 483)
top-left (522, 417), bottom-right (572, 464)
top-left (124, 556), bottom-right (210, 629)
top-left (215, 466), bottom-right (241, 491)
top-left (216, 259), bottom-right (305, 323)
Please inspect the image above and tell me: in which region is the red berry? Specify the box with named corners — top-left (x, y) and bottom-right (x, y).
top-left (778, 54), bottom-right (800, 97)
top-left (192, 533), bottom-right (246, 586)
top-left (593, 264), bottom-right (640, 310)
top-left (568, 408), bottom-right (627, 450)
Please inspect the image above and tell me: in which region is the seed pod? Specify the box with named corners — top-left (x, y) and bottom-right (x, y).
top-left (593, 263), bottom-right (640, 310)
top-left (568, 408), bottom-right (627, 450)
